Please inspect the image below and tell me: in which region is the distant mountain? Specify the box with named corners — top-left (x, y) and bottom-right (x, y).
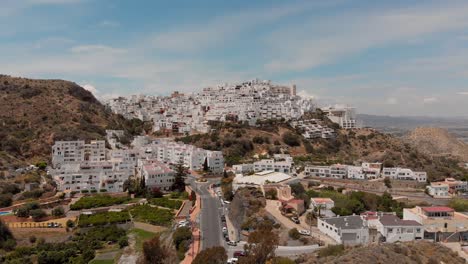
top-left (358, 114), bottom-right (468, 142)
top-left (405, 127), bottom-right (468, 162)
top-left (0, 75), bottom-right (150, 169)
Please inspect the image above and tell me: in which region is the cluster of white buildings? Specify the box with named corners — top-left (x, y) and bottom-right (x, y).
top-left (305, 163), bottom-right (427, 182)
top-left (106, 80), bottom-right (316, 134)
top-left (50, 132), bottom-right (224, 193)
top-left (426, 178), bottom-right (468, 198)
top-left (290, 119), bottom-right (336, 139)
top-left (233, 154), bottom-right (294, 174)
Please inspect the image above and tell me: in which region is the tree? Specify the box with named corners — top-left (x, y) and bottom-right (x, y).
top-left (290, 182), bottom-right (305, 196)
top-left (193, 246), bottom-right (227, 264)
top-left (189, 190), bottom-right (196, 201)
top-left (172, 161), bottom-right (187, 192)
top-left (282, 132), bottom-right (301, 147)
top-left (265, 189), bottom-right (278, 200)
top-left (288, 228), bottom-right (300, 240)
top-left (0, 194), bottom-right (13, 207)
top-left (118, 237), bottom-right (129, 248)
top-left (66, 219), bottom-right (75, 228)
top-left (15, 206), bottom-right (30, 218)
top-left (384, 177), bottom-right (392, 189)
top-left (142, 235), bottom-right (170, 264)
top-left (51, 206), bottom-right (65, 217)
top-left (203, 157), bottom-right (209, 172)
top-left (0, 219), bottom-right (15, 250)
top-left (29, 235), bottom-right (37, 244)
top-left (173, 226), bottom-right (192, 250)
top-left (30, 209), bottom-right (46, 221)
top-left (240, 223), bottom-right (279, 264)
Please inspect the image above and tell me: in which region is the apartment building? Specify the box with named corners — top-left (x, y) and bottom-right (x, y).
top-left (321, 105), bottom-right (359, 129)
top-left (253, 154), bottom-right (293, 173)
top-left (382, 167), bottom-right (427, 182)
top-left (305, 162), bottom-right (382, 180)
top-left (52, 140), bottom-right (106, 167)
top-left (141, 138), bottom-right (224, 173)
top-left (52, 161), bottom-right (132, 192)
top-left (290, 119), bottom-right (336, 139)
top-left (403, 206), bottom-right (468, 241)
top-left (139, 159), bottom-right (175, 191)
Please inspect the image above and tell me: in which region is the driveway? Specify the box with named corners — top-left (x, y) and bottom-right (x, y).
top-left (265, 200), bottom-right (337, 245)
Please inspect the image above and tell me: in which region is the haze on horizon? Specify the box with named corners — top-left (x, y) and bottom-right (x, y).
top-left (1, 0), bottom-right (468, 117)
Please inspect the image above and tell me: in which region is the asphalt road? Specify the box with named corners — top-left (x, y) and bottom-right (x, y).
top-left (187, 177), bottom-right (224, 250)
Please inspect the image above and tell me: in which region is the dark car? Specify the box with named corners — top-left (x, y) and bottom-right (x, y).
top-left (233, 251), bottom-right (246, 257)
top-left (291, 217), bottom-right (300, 224)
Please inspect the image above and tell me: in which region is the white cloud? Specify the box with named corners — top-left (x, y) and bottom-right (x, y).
top-left (264, 2), bottom-right (468, 72)
top-left (297, 90), bottom-right (316, 100)
top-left (99, 20), bottom-right (119, 27)
top-left (70, 45), bottom-right (127, 54)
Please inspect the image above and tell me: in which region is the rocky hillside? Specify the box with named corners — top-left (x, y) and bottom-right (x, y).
top-left (0, 75), bottom-right (150, 169)
top-left (300, 241), bottom-right (465, 264)
top-left (177, 121), bottom-right (467, 180)
top-left (406, 127), bottom-right (468, 162)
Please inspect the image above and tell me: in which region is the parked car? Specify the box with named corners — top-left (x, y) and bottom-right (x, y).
top-left (224, 200), bottom-right (231, 204)
top-left (233, 251), bottom-right (246, 257)
top-left (227, 241), bottom-right (237, 246)
top-left (291, 217), bottom-right (300, 224)
top-left (299, 229), bottom-right (311, 236)
top-left (227, 257), bottom-right (238, 264)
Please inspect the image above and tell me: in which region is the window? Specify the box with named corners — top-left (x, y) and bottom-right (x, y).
top-left (388, 228), bottom-right (393, 233)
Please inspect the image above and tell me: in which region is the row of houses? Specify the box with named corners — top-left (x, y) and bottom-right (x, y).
top-left (305, 163), bottom-right (427, 182)
top-left (233, 154), bottom-right (294, 174)
top-left (50, 133), bottom-right (224, 193)
top-left (318, 206), bottom-right (468, 245)
top-left (290, 119), bottom-right (336, 139)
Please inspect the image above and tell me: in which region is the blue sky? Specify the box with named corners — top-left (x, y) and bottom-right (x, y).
top-left (1, 0), bottom-right (468, 117)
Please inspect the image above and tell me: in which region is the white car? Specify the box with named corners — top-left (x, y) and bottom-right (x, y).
top-left (299, 229), bottom-right (311, 236)
top-left (178, 220), bottom-right (189, 225)
top-left (227, 241), bottom-right (237, 246)
top-left (227, 257), bottom-right (238, 264)
top-left (224, 200), bottom-right (231, 204)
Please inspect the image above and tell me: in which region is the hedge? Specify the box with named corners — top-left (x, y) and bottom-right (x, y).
top-left (149, 197), bottom-right (183, 210)
top-left (78, 211), bottom-right (130, 227)
top-left (70, 195), bottom-right (130, 210)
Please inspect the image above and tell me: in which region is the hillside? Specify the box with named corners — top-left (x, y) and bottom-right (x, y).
top-left (176, 121), bottom-right (467, 181)
top-left (405, 127), bottom-right (468, 162)
top-left (300, 241), bottom-right (465, 264)
top-left (0, 75), bottom-right (150, 169)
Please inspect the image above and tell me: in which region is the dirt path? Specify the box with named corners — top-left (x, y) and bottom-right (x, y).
top-left (118, 233), bottom-right (138, 264)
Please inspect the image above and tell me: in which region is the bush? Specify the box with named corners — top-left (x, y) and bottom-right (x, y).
top-left (30, 209), bottom-right (47, 221)
top-left (288, 228), bottom-right (300, 240)
top-left (282, 132), bottom-right (301, 147)
top-left (29, 235), bottom-right (37, 244)
top-left (70, 194), bottom-right (130, 210)
top-left (118, 237), bottom-right (129, 248)
top-left (193, 246), bottom-right (227, 264)
top-left (0, 193), bottom-right (13, 207)
top-left (130, 204), bottom-right (173, 226)
top-left (252, 136), bottom-right (264, 144)
top-left (66, 219), bottom-right (75, 228)
top-left (81, 190), bottom-right (89, 194)
top-left (51, 206), bottom-right (65, 217)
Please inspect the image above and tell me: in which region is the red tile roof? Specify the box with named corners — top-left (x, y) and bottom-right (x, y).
top-left (422, 207), bottom-right (454, 213)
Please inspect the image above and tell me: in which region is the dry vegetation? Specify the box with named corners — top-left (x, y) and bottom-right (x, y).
top-left (0, 75), bottom-right (151, 169)
top-left (299, 241), bottom-right (465, 264)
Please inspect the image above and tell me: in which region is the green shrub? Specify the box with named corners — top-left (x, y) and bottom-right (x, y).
top-left (130, 204), bottom-right (174, 226)
top-left (70, 194), bottom-right (130, 210)
top-left (288, 228), bottom-right (300, 240)
top-left (282, 132), bottom-right (301, 147)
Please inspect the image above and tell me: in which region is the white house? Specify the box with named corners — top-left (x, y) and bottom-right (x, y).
top-left (364, 212), bottom-right (423, 243)
top-left (426, 182), bottom-right (450, 198)
top-left (52, 140), bottom-right (106, 167)
top-left (382, 167), bottom-right (427, 182)
top-left (318, 215), bottom-right (369, 245)
top-left (321, 105), bottom-right (358, 129)
top-left (232, 171), bottom-right (291, 192)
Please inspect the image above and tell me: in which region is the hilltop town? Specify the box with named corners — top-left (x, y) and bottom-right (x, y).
top-left (0, 78), bottom-right (467, 264)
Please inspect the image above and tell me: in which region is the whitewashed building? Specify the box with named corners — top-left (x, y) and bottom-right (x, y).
top-left (382, 168), bottom-right (427, 182)
top-left (321, 105), bottom-right (358, 129)
top-left (52, 140), bottom-right (106, 167)
top-left (363, 212), bottom-right (423, 243)
top-left (139, 159), bottom-right (175, 191)
top-left (318, 215), bottom-right (369, 245)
